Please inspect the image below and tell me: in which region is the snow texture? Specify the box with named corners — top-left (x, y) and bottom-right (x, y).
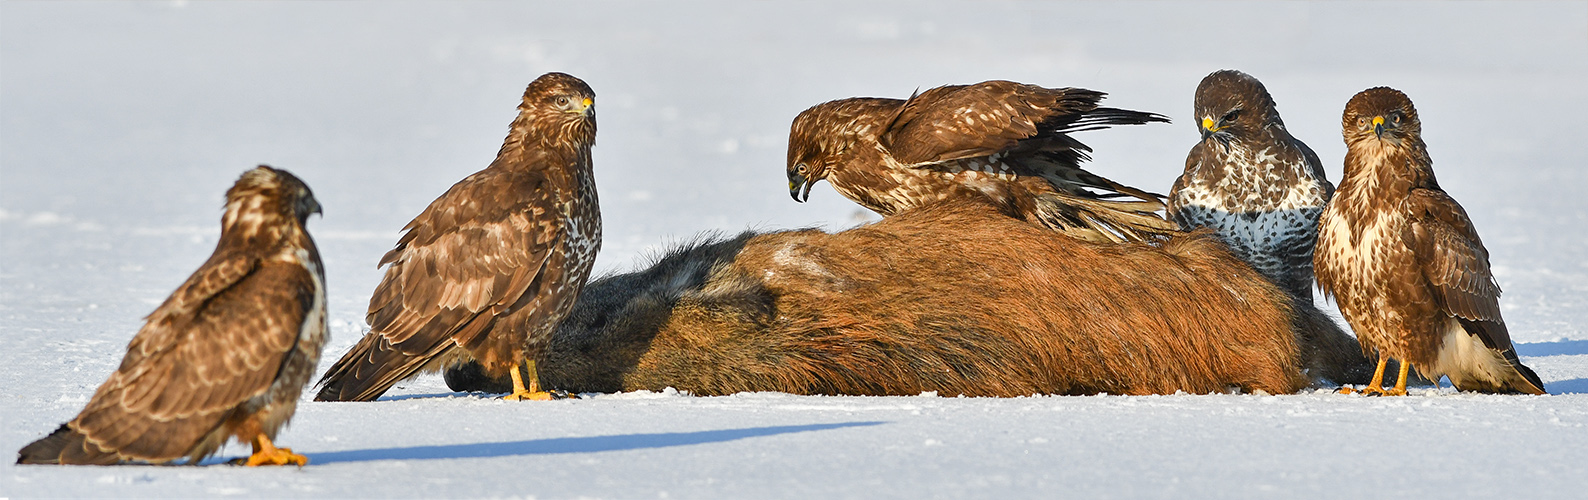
top-left (2, 1), bottom-right (1585, 498)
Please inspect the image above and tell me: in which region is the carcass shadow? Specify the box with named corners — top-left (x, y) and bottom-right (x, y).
top-left (305, 421), bottom-right (885, 465)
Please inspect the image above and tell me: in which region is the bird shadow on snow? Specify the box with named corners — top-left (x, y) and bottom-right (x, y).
top-left (1544, 379), bottom-right (1588, 395)
top-left (1516, 339), bottom-right (1588, 357)
top-left (375, 392), bottom-right (493, 401)
top-left (304, 421), bottom-right (885, 465)
top-left (1513, 340), bottom-right (1588, 395)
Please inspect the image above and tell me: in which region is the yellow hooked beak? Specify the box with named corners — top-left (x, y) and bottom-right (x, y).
top-left (1199, 117), bottom-right (1222, 140)
top-left (570, 97), bottom-right (594, 116)
top-left (1372, 115), bottom-right (1385, 138)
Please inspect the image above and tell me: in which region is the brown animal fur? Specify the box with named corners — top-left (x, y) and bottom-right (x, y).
top-left (453, 199), bottom-right (1331, 396)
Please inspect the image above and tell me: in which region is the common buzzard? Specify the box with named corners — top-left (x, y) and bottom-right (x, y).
top-left (1315, 87), bottom-right (1544, 395)
top-left (18, 166), bottom-right (327, 466)
top-left (786, 80), bottom-right (1175, 243)
top-left (315, 72), bottom-right (600, 402)
top-left (1169, 70), bottom-right (1334, 299)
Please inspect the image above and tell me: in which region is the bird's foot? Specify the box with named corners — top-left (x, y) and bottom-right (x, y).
top-left (502, 389), bottom-right (576, 401)
top-left (230, 447), bottom-right (308, 467)
top-left (1337, 385), bottom-right (1405, 396)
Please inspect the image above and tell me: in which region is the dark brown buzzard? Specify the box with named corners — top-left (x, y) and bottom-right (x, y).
top-left (1315, 87), bottom-right (1544, 395)
top-left (315, 72), bottom-right (600, 402)
top-left (18, 166), bottom-right (327, 466)
top-left (1169, 70), bottom-right (1334, 299)
top-left (786, 80), bottom-right (1176, 243)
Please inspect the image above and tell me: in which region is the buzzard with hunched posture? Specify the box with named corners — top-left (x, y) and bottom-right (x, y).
top-left (1169, 70), bottom-right (1333, 299)
top-left (18, 166), bottom-right (326, 466)
top-left (315, 72), bottom-right (600, 402)
top-left (1315, 87), bottom-right (1544, 395)
top-left (787, 80), bottom-right (1176, 243)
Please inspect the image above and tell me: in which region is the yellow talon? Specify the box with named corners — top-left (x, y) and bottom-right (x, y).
top-left (234, 434), bottom-right (307, 467)
top-left (1339, 357), bottom-right (1411, 396)
top-left (502, 359), bottom-right (569, 401)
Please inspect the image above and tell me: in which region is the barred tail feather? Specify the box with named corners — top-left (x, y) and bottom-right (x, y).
top-left (1034, 192), bottom-right (1178, 243)
top-left (314, 333), bottom-right (460, 402)
top-left (17, 423), bottom-right (120, 465)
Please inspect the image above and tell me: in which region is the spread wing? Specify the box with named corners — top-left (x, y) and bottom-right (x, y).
top-left (70, 254), bottom-right (315, 462)
top-left (1404, 187), bottom-right (1504, 324)
top-left (878, 81), bottom-right (1105, 166)
top-left (315, 160), bottom-right (567, 401)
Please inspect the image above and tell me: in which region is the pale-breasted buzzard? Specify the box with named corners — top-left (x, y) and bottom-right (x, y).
top-left (1169, 70), bottom-right (1334, 300)
top-left (1315, 87), bottom-right (1544, 395)
top-left (18, 165), bottom-right (327, 466)
top-left (786, 80), bottom-right (1175, 243)
top-left (315, 72), bottom-right (601, 402)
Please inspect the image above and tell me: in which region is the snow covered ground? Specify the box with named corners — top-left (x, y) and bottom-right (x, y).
top-left (2, 1), bottom-right (1585, 498)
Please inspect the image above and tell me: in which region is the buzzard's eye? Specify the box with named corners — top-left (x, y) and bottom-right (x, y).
top-left (1357, 117), bottom-right (1367, 128)
top-left (1221, 109), bottom-right (1241, 123)
top-left (796, 163), bottom-right (809, 175)
top-left (556, 96), bottom-right (571, 107)
top-left (1390, 114), bottom-right (1402, 124)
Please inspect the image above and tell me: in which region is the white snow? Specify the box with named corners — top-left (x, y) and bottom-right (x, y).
top-left (2, 1), bottom-right (1585, 498)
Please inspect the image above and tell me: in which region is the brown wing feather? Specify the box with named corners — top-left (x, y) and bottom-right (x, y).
top-left (370, 166), bottom-right (558, 344)
top-left (881, 81), bottom-right (1083, 165)
top-left (70, 258), bottom-right (314, 462)
top-left (1404, 188), bottom-right (1503, 323)
top-left (316, 160), bottom-right (565, 401)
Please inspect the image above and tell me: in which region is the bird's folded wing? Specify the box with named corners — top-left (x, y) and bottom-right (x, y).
top-left (1405, 188), bottom-right (1503, 323)
top-left (365, 168), bottom-right (561, 350)
top-left (74, 260), bottom-right (314, 460)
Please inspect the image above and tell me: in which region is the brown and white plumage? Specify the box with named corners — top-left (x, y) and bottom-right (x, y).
top-left (1169, 70), bottom-right (1334, 299)
top-left (1315, 87), bottom-right (1544, 395)
top-left (18, 165), bottom-right (327, 466)
top-left (314, 72), bottom-right (600, 402)
top-left (787, 80), bottom-right (1176, 243)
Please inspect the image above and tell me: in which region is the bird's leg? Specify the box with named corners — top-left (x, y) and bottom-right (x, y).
top-left (1385, 360), bottom-right (1411, 396)
top-left (239, 433), bottom-right (307, 467)
top-left (1340, 356), bottom-right (1391, 395)
top-left (502, 359), bottom-right (556, 401)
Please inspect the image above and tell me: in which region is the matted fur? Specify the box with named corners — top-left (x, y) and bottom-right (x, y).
top-left (456, 199), bottom-right (1321, 396)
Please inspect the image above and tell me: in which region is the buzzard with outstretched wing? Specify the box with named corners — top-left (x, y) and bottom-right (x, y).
top-left (786, 80), bottom-right (1174, 242)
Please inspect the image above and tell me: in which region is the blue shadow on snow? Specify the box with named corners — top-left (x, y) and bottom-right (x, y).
top-left (305, 421), bottom-right (885, 465)
top-left (1516, 339), bottom-right (1588, 357)
top-left (375, 392), bottom-right (490, 401)
top-left (1545, 378), bottom-right (1588, 395)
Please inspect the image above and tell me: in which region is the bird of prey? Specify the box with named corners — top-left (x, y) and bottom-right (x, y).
top-left (17, 166), bottom-right (326, 466)
top-left (786, 80), bottom-right (1176, 243)
top-left (315, 72), bottom-right (601, 402)
top-left (1169, 70), bottom-right (1334, 299)
top-left (1315, 87), bottom-right (1544, 395)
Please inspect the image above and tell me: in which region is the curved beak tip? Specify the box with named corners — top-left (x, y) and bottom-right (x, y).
top-left (788, 175), bottom-right (812, 203)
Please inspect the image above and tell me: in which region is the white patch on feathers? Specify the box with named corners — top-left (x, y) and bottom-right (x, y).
top-left (1428, 316), bottom-right (1517, 389)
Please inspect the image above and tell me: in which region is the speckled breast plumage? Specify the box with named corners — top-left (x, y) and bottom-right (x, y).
top-left (1171, 138), bottom-right (1332, 298)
